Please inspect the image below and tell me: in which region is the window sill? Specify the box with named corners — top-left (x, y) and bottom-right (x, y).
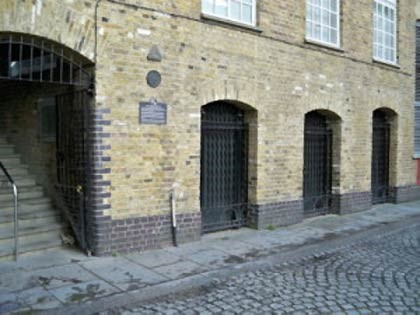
top-left (304, 38), bottom-right (344, 53)
top-left (372, 58), bottom-right (400, 69)
top-left (413, 154), bottom-right (420, 160)
top-left (201, 13), bottom-right (262, 33)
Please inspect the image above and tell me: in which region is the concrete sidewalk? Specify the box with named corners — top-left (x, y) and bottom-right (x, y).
top-left (1, 201), bottom-right (420, 314)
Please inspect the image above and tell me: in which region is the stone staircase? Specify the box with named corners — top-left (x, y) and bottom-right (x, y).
top-left (0, 136), bottom-right (64, 260)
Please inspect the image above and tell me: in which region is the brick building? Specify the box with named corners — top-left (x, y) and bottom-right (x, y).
top-left (0, 0), bottom-right (419, 258)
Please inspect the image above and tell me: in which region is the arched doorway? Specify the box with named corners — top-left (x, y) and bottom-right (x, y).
top-left (303, 110), bottom-right (341, 217)
top-left (371, 109), bottom-right (393, 204)
top-left (0, 33), bottom-right (93, 258)
top-left (200, 102), bottom-right (249, 233)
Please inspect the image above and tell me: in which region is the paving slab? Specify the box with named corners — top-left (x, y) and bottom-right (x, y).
top-left (32, 264), bottom-right (98, 289)
top-left (0, 301), bottom-right (23, 314)
top-left (0, 200), bottom-right (419, 314)
top-left (207, 239), bottom-right (261, 257)
top-left (182, 248), bottom-right (244, 269)
top-left (80, 257), bottom-right (168, 291)
top-left (0, 270), bottom-right (38, 293)
top-left (15, 247), bottom-right (92, 271)
top-left (49, 279), bottom-right (120, 304)
top-left (126, 249), bottom-right (182, 268)
top-left (17, 286), bottom-right (62, 310)
top-left (152, 259), bottom-right (209, 280)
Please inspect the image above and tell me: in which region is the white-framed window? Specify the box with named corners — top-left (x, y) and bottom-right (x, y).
top-left (373, 0), bottom-right (397, 64)
top-left (306, 0), bottom-right (340, 47)
top-left (202, 0), bottom-right (256, 26)
top-left (38, 96), bottom-right (56, 143)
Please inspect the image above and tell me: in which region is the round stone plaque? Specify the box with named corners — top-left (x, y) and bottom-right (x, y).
top-left (146, 70), bottom-right (162, 88)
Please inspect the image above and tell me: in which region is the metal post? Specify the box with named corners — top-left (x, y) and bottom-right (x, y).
top-left (13, 184), bottom-right (18, 261)
top-left (171, 189), bottom-right (177, 247)
top-left (0, 162), bottom-right (19, 261)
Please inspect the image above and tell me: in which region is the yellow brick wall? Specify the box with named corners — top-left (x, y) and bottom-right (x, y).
top-left (0, 0), bottom-right (417, 222)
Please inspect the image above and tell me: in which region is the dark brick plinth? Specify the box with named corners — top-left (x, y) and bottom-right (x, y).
top-left (248, 200), bottom-right (304, 230)
top-left (94, 212), bottom-right (201, 256)
top-left (391, 185), bottom-right (420, 203)
top-left (333, 191), bottom-right (372, 215)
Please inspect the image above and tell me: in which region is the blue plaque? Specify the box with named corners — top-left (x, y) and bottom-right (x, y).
top-left (139, 99), bottom-right (167, 125)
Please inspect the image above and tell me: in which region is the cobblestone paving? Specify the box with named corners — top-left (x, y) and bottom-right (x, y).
top-left (112, 225), bottom-right (420, 315)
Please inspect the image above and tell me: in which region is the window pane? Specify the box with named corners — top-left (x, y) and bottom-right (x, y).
top-left (330, 13), bottom-right (337, 28)
top-left (306, 20), bottom-right (312, 36)
top-left (373, 1), bottom-right (396, 62)
top-left (201, 0), bottom-right (254, 24)
top-left (322, 27), bottom-right (329, 42)
top-left (202, 0), bottom-right (213, 13)
top-left (306, 0), bottom-right (339, 45)
top-left (215, 0), bottom-right (228, 17)
top-left (330, 0), bottom-right (337, 12)
top-left (230, 0), bottom-right (240, 20)
top-left (242, 4), bottom-right (252, 23)
top-left (314, 24), bottom-right (321, 39)
top-left (307, 5), bottom-right (313, 21)
top-left (331, 29), bottom-right (337, 44)
top-left (322, 9), bottom-right (329, 25)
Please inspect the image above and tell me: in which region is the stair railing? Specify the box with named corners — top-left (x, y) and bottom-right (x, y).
top-left (0, 162), bottom-right (19, 261)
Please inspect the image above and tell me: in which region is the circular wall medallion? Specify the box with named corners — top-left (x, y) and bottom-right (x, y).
top-left (146, 70), bottom-right (162, 88)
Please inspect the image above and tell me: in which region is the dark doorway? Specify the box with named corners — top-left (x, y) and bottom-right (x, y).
top-left (201, 102), bottom-right (248, 233)
top-left (0, 33), bottom-right (93, 253)
top-left (371, 110), bottom-right (391, 204)
top-left (303, 111), bottom-right (333, 217)
top-left (56, 90), bottom-right (91, 250)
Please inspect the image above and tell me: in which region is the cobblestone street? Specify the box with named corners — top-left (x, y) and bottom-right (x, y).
top-left (113, 225), bottom-right (420, 315)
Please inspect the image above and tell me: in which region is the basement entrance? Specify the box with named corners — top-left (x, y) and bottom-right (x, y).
top-left (303, 111), bottom-right (333, 217)
top-left (0, 33), bottom-right (93, 258)
top-left (371, 110), bottom-right (391, 204)
top-left (200, 102), bottom-right (248, 233)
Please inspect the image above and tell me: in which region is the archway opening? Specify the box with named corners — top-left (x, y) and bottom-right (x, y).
top-left (303, 110), bottom-right (341, 217)
top-left (371, 108), bottom-right (397, 204)
top-left (0, 33), bottom-right (94, 258)
top-left (200, 101), bottom-right (256, 233)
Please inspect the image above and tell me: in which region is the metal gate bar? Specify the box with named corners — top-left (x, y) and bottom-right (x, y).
top-left (201, 103), bottom-right (248, 233)
top-left (371, 112), bottom-right (390, 205)
top-left (56, 90), bottom-right (90, 250)
top-left (303, 112), bottom-right (333, 217)
top-left (0, 34), bottom-right (91, 86)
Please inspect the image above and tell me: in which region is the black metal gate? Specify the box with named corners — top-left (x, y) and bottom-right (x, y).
top-left (303, 112), bottom-right (332, 216)
top-left (56, 90), bottom-right (90, 250)
top-left (371, 111), bottom-right (390, 204)
top-left (201, 102), bottom-right (248, 233)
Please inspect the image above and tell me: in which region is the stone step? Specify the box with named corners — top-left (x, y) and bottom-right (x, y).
top-left (0, 186), bottom-right (44, 202)
top-left (0, 216), bottom-right (61, 238)
top-left (0, 197), bottom-right (52, 212)
top-left (0, 206), bottom-right (59, 223)
top-left (0, 165), bottom-right (29, 177)
top-left (0, 137), bottom-right (65, 259)
top-left (0, 144), bottom-right (15, 155)
top-left (0, 221), bottom-right (62, 244)
top-left (0, 229), bottom-right (63, 261)
top-left (0, 176), bottom-right (37, 188)
top-left (0, 155), bottom-right (22, 167)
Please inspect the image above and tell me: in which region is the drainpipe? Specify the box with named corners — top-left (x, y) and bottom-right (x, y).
top-left (94, 0), bottom-right (103, 66)
top-left (170, 188), bottom-right (178, 247)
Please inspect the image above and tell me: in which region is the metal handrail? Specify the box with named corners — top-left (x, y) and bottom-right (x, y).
top-left (0, 162), bottom-right (18, 261)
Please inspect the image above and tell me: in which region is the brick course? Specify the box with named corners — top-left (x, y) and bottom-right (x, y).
top-left (0, 0), bottom-right (418, 255)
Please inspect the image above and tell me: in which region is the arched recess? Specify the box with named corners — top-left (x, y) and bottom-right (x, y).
top-left (200, 100), bottom-right (257, 233)
top-left (371, 107), bottom-right (398, 204)
top-left (303, 109), bottom-right (342, 217)
top-left (0, 32), bottom-right (93, 87)
top-left (0, 32), bottom-right (95, 254)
